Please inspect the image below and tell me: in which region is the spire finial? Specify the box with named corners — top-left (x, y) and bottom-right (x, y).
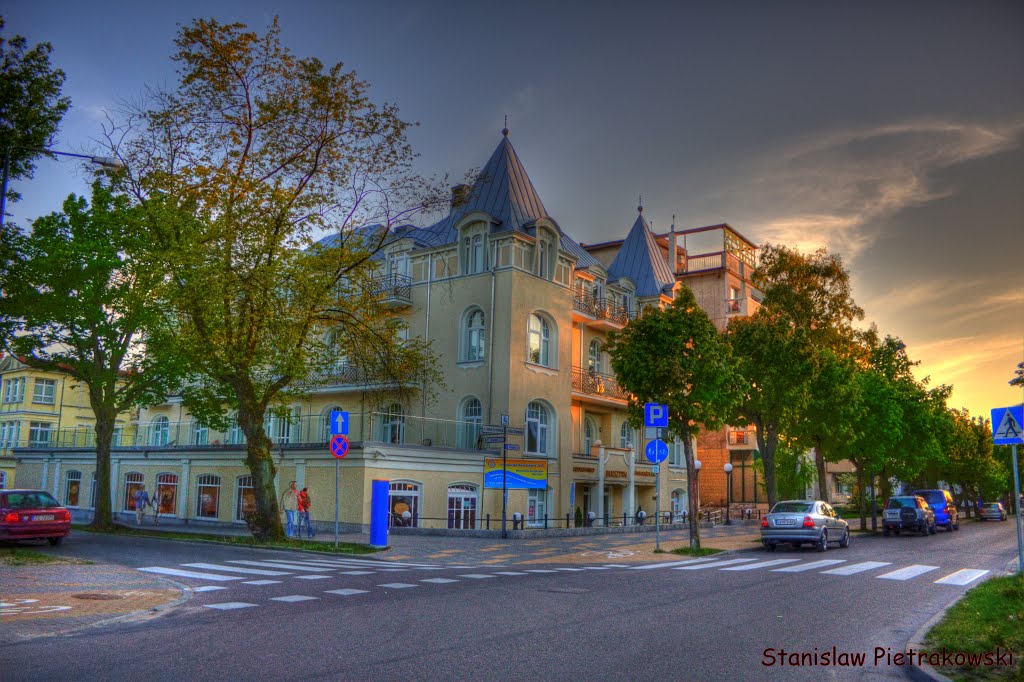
top-left (502, 115), bottom-right (509, 137)
top-left (671, 213), bottom-right (676, 231)
top-left (638, 194), bottom-right (643, 213)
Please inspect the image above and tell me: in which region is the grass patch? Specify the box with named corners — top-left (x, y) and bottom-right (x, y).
top-left (924, 573), bottom-right (1024, 681)
top-left (72, 524), bottom-right (382, 555)
top-left (668, 546), bottom-right (723, 557)
top-left (0, 547), bottom-right (93, 566)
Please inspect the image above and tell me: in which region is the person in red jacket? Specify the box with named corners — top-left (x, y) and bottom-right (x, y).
top-left (297, 487), bottom-right (315, 538)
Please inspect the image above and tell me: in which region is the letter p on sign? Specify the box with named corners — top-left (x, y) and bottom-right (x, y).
top-left (644, 403), bottom-right (668, 428)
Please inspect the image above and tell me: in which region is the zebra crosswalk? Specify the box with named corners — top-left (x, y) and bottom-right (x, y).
top-left (137, 556), bottom-right (443, 584)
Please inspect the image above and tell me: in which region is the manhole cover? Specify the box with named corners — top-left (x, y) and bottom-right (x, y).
top-left (72, 593), bottom-right (125, 601)
top-left (543, 587), bottom-right (589, 594)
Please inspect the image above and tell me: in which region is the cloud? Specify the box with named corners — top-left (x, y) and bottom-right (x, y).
top-left (908, 332), bottom-right (1021, 385)
top-left (728, 118), bottom-right (1024, 262)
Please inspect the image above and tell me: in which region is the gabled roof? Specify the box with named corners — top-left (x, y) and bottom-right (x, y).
top-left (607, 211), bottom-right (677, 298)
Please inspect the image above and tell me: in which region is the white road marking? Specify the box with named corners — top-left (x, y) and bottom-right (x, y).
top-left (138, 567), bottom-right (242, 581)
top-left (421, 578), bottom-right (459, 584)
top-left (270, 595), bottom-right (319, 603)
top-left (204, 602), bottom-right (257, 610)
top-left (190, 586), bottom-right (227, 592)
top-left (721, 559), bottom-right (800, 571)
top-left (458, 574), bottom-right (496, 579)
top-left (821, 561), bottom-right (891, 576)
top-left (934, 569), bottom-right (989, 586)
top-left (378, 568), bottom-right (408, 572)
top-left (378, 583), bottom-right (417, 589)
top-left (604, 564), bottom-right (629, 568)
top-left (181, 563), bottom-right (291, 576)
top-left (524, 569), bottom-right (558, 573)
top-left (494, 572), bottom-right (529, 576)
top-left (338, 571), bottom-right (375, 576)
top-left (241, 580), bottom-right (281, 586)
top-left (325, 589), bottom-right (367, 596)
top-left (675, 558), bottom-right (760, 570)
top-left (293, 575), bottom-right (332, 580)
top-left (300, 558), bottom-right (439, 568)
top-left (772, 560), bottom-right (846, 573)
top-left (877, 565), bottom-right (939, 581)
top-left (555, 568), bottom-right (585, 572)
top-left (630, 558), bottom-right (719, 570)
top-left (583, 567), bottom-right (611, 570)
top-left (225, 560), bottom-right (334, 572)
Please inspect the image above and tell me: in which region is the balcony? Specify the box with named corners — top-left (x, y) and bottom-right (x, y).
top-left (368, 273), bottom-right (412, 308)
top-left (571, 290), bottom-right (637, 329)
top-left (571, 366), bottom-right (629, 404)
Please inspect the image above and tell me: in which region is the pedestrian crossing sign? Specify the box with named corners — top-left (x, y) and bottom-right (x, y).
top-left (990, 404), bottom-right (1024, 445)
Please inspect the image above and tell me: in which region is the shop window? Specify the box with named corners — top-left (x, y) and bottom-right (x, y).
top-left (64, 470), bottom-right (82, 507)
top-left (196, 474), bottom-right (221, 518)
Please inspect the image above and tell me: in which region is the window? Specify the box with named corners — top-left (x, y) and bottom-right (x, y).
top-left (90, 472), bottom-right (97, 508)
top-left (196, 474), bottom-right (221, 518)
top-left (526, 401), bottom-right (550, 456)
top-left (236, 475), bottom-right (256, 521)
top-left (671, 489), bottom-right (688, 521)
top-left (265, 408), bottom-right (295, 444)
top-left (111, 427), bottom-right (123, 447)
top-left (588, 339), bottom-right (602, 374)
top-left (320, 406), bottom-right (342, 442)
top-left (458, 398), bottom-right (482, 449)
top-left (462, 308), bottom-right (486, 362)
top-left (123, 472), bottom-right (144, 511)
top-left (622, 293), bottom-right (632, 314)
top-left (226, 414), bottom-right (245, 445)
top-left (447, 484), bottom-right (477, 529)
top-left (669, 438), bottom-right (684, 467)
top-left (0, 421), bottom-right (20, 448)
top-left (537, 239), bottom-right (550, 279)
top-left (389, 481), bottom-right (421, 527)
top-left (619, 422), bottom-right (634, 450)
top-left (387, 251), bottom-right (410, 278)
top-left (584, 416), bottom-right (597, 454)
top-left (381, 403), bottom-right (405, 444)
top-left (462, 234), bottom-right (485, 274)
top-left (32, 378), bottom-right (57, 405)
top-left (728, 285), bottom-right (742, 313)
top-left (0, 470), bottom-right (6, 489)
top-left (149, 416), bottom-right (170, 446)
top-left (28, 421), bottom-right (53, 447)
top-left (155, 473), bottom-right (178, 515)
top-left (65, 470), bottom-right (82, 507)
top-left (528, 313), bottom-right (551, 366)
top-left (527, 488), bottom-right (548, 527)
top-left (2, 377), bottom-right (25, 403)
top-left (190, 421), bottom-right (208, 445)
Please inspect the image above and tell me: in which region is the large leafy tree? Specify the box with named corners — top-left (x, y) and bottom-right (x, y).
top-left (726, 311), bottom-right (816, 508)
top-left (107, 18), bottom-right (441, 540)
top-left (1, 183), bottom-right (182, 529)
top-left (754, 244), bottom-right (865, 497)
top-left (606, 286), bottom-right (744, 548)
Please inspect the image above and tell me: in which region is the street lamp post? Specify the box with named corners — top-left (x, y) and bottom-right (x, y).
top-left (724, 462), bottom-right (733, 525)
top-left (1, 146), bottom-right (122, 229)
top-left (694, 459), bottom-right (702, 522)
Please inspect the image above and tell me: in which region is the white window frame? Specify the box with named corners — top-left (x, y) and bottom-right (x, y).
top-left (387, 250), bottom-right (410, 278)
top-left (588, 339), bottom-right (602, 374)
top-left (528, 313), bottom-right (551, 367)
top-left (381, 403), bottom-right (405, 444)
top-left (196, 474), bottom-right (221, 518)
top-left (155, 473), bottom-right (179, 517)
top-left (2, 377), bottom-right (25, 403)
top-left (64, 470), bottom-right (82, 507)
top-left (669, 438), bottom-right (684, 467)
top-left (458, 397), bottom-right (482, 449)
top-left (389, 480), bottom-right (421, 527)
top-left (525, 401), bottom-right (550, 457)
top-left (0, 470), bottom-right (7, 489)
top-left (149, 416), bottom-right (170, 446)
top-left (584, 416), bottom-right (597, 455)
top-left (236, 475), bottom-right (256, 522)
top-left (462, 308), bottom-right (486, 362)
top-left (190, 421), bottom-right (209, 445)
top-left (0, 421), bottom-right (20, 449)
top-left (28, 421), bottom-right (53, 448)
top-left (619, 422), bottom-right (634, 450)
top-left (527, 488), bottom-right (549, 527)
top-left (123, 471), bottom-right (144, 511)
top-left (32, 378), bottom-right (57, 405)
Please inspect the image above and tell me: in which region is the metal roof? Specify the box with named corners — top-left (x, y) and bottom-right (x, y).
top-left (606, 212), bottom-right (677, 297)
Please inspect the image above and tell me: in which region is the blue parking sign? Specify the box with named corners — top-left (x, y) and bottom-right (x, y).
top-left (330, 410), bottom-right (349, 436)
top-left (644, 403), bottom-right (668, 428)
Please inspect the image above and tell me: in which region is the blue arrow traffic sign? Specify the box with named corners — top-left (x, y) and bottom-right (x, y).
top-left (645, 439), bottom-right (669, 464)
top-left (644, 403), bottom-right (668, 428)
top-left (330, 434), bottom-right (350, 458)
top-left (991, 404), bottom-right (1024, 445)
top-left (330, 410), bottom-right (349, 436)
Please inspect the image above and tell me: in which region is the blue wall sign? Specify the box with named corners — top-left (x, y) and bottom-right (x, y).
top-left (330, 410), bottom-right (349, 436)
top-left (644, 403), bottom-right (668, 428)
top-left (645, 439), bottom-right (669, 464)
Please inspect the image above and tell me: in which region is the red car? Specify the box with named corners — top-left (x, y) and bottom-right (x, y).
top-left (0, 489), bottom-right (72, 545)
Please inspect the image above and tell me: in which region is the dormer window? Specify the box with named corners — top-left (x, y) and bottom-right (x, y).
top-left (461, 229), bottom-right (486, 275)
top-left (537, 239), bottom-right (550, 278)
top-left (387, 250), bottom-right (410, 278)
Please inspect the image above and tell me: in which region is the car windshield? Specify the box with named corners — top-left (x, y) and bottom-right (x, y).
top-left (3, 492), bottom-right (61, 510)
top-left (983, 503), bottom-right (1000, 509)
top-left (914, 491), bottom-right (944, 504)
top-left (886, 497), bottom-right (917, 509)
top-left (771, 502), bottom-right (813, 514)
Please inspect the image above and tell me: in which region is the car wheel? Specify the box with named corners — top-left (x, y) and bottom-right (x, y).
top-left (47, 536), bottom-right (63, 546)
top-left (817, 530), bottom-right (828, 552)
top-left (894, 529), bottom-right (900, 535)
top-left (929, 522), bottom-right (937, 535)
top-left (765, 542), bottom-right (776, 552)
top-left (954, 520), bottom-right (960, 530)
top-left (839, 529), bottom-right (850, 548)
top-left (883, 527), bottom-right (891, 537)
top-left (920, 522), bottom-right (928, 537)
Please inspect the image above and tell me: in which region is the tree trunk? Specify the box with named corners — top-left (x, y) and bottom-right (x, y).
top-left (814, 438), bottom-right (828, 502)
top-left (855, 464), bottom-right (866, 531)
top-left (237, 397), bottom-right (285, 541)
top-left (89, 402), bottom-right (117, 530)
top-left (756, 421), bottom-right (779, 508)
top-left (682, 431), bottom-right (702, 549)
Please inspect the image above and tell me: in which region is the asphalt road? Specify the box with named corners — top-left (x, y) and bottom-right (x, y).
top-left (2, 519), bottom-right (1020, 681)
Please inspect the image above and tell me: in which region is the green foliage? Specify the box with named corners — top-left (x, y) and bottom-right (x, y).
top-left (0, 17), bottom-right (71, 205)
top-left (773, 440), bottom-right (816, 500)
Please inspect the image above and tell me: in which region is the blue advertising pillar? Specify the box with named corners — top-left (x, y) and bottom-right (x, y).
top-left (369, 479), bottom-right (389, 548)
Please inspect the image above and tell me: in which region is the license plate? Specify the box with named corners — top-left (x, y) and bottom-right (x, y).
top-left (33, 514), bottom-right (55, 521)
top-left (775, 518), bottom-right (796, 526)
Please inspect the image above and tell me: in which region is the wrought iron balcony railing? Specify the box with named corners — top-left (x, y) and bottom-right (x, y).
top-left (571, 366), bottom-right (630, 401)
top-left (572, 290), bottom-right (636, 326)
top-left (368, 273), bottom-right (412, 303)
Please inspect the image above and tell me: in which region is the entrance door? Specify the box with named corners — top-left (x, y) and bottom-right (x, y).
top-left (447, 485), bottom-right (478, 529)
top-left (528, 488), bottom-right (548, 527)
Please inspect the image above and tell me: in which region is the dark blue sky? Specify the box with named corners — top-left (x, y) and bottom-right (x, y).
top-left (6, 0), bottom-right (1024, 415)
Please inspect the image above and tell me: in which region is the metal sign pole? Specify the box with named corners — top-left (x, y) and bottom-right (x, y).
top-left (655, 461), bottom-right (661, 552)
top-left (1012, 444), bottom-right (1023, 574)
top-left (335, 458), bottom-right (340, 547)
top-left (501, 426), bottom-right (508, 539)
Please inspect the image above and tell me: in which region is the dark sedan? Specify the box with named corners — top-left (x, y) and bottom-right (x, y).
top-left (0, 489), bottom-right (72, 545)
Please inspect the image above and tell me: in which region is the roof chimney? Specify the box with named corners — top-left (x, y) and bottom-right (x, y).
top-left (668, 216), bottom-right (678, 275)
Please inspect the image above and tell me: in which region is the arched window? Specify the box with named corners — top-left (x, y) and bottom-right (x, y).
top-left (381, 403), bottom-right (405, 444)
top-left (320, 405), bottom-right (343, 442)
top-left (123, 472), bottom-right (144, 511)
top-left (462, 308), bottom-right (486, 362)
top-left (619, 422), bottom-right (634, 450)
top-left (588, 339), bottom-right (602, 374)
top-left (155, 473), bottom-right (178, 515)
top-left (196, 474), bottom-right (221, 518)
top-left (64, 470), bottom-right (82, 507)
top-left (149, 416), bottom-right (170, 446)
top-left (537, 238), bottom-right (550, 279)
top-left (458, 397), bottom-right (483, 449)
top-left (671, 488), bottom-right (688, 521)
top-left (189, 420), bottom-right (208, 445)
top-left (389, 481), bottom-right (421, 527)
top-left (236, 475), bottom-right (256, 521)
top-left (447, 483), bottom-right (478, 529)
top-left (584, 416), bottom-right (598, 455)
top-left (526, 401), bottom-right (550, 456)
top-left (528, 313), bottom-right (551, 367)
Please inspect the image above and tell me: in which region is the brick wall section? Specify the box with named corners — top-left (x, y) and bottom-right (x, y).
top-left (697, 429), bottom-right (728, 505)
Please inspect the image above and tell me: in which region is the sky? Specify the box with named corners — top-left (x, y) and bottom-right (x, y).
top-left (5, 0), bottom-right (1023, 419)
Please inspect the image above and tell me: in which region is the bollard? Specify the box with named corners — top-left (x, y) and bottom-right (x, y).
top-left (587, 511), bottom-right (596, 528)
top-left (706, 510), bottom-right (711, 523)
top-left (604, 512), bottom-right (609, 527)
top-left (544, 515), bottom-right (548, 530)
top-left (512, 512), bottom-right (523, 530)
top-left (566, 513), bottom-right (571, 529)
top-left (623, 512), bottom-right (628, 527)
top-left (486, 513), bottom-right (490, 530)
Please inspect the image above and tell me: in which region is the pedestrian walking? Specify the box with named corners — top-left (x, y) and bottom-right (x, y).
top-left (298, 487), bottom-right (314, 538)
top-left (280, 481), bottom-right (298, 537)
top-left (133, 485), bottom-right (151, 526)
